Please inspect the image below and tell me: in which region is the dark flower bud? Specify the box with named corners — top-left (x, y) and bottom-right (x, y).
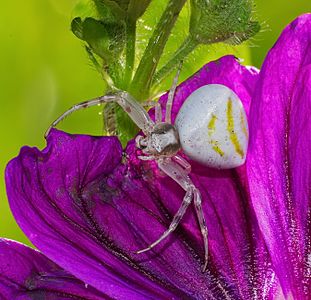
top-left (92, 0), bottom-right (151, 21)
top-left (189, 0), bottom-right (260, 45)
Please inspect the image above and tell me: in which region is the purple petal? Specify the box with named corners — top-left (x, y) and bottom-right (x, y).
top-left (6, 131), bottom-right (177, 299)
top-left (247, 14), bottom-right (311, 298)
top-left (0, 238), bottom-right (107, 299)
top-left (6, 57), bottom-right (279, 299)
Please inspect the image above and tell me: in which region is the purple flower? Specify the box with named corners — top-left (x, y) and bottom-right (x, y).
top-left (3, 14), bottom-right (311, 299)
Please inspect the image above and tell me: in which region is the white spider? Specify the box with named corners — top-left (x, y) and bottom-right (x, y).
top-left (45, 67), bottom-right (249, 272)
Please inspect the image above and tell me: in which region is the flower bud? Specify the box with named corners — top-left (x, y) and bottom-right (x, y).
top-left (189, 0), bottom-right (260, 45)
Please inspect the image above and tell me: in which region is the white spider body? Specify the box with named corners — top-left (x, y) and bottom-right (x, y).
top-left (47, 65), bottom-right (249, 272)
top-left (175, 84), bottom-right (248, 169)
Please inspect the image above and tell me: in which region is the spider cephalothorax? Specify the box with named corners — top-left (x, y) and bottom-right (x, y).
top-left (138, 123), bottom-right (180, 157)
top-left (45, 65), bottom-right (249, 272)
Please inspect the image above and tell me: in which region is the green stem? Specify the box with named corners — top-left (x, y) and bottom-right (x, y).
top-left (124, 18), bottom-right (136, 89)
top-left (152, 35), bottom-right (198, 89)
top-left (129, 0), bottom-right (187, 100)
top-left (107, 61), bottom-right (123, 89)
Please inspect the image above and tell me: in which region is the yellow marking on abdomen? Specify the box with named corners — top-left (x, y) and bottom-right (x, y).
top-left (211, 140), bottom-right (224, 157)
top-left (207, 114), bottom-right (225, 157)
top-left (227, 98), bottom-right (244, 158)
top-left (240, 110), bottom-right (248, 139)
top-left (207, 114), bottom-right (217, 137)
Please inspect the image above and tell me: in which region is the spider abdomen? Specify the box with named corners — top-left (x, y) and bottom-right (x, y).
top-left (175, 84), bottom-right (249, 169)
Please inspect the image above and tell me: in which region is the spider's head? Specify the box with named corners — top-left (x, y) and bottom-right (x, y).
top-left (145, 123), bottom-right (181, 156)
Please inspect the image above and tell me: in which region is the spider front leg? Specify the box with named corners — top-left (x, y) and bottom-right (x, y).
top-left (45, 91), bottom-right (154, 138)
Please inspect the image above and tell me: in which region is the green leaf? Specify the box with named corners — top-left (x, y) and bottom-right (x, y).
top-left (72, 0), bottom-right (126, 22)
top-left (71, 17), bottom-right (125, 62)
top-left (85, 45), bottom-right (103, 74)
top-left (92, 0), bottom-right (126, 21)
top-left (72, 0), bottom-right (97, 19)
top-left (71, 17), bottom-right (84, 39)
top-left (115, 105), bottom-right (138, 147)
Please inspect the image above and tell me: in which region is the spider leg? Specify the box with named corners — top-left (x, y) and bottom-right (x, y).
top-left (137, 155), bottom-right (156, 161)
top-left (45, 95), bottom-right (116, 138)
top-left (136, 157), bottom-right (209, 272)
top-left (141, 100), bottom-right (162, 123)
top-left (45, 92), bottom-right (154, 138)
top-left (155, 102), bottom-right (162, 124)
top-left (136, 157), bottom-right (193, 253)
top-left (172, 155), bottom-right (191, 174)
top-left (173, 155), bottom-right (209, 271)
top-left (193, 188), bottom-right (209, 272)
top-left (165, 156), bottom-right (208, 271)
top-left (141, 100), bottom-right (156, 107)
top-left (136, 185), bottom-right (193, 254)
top-left (165, 61), bottom-right (183, 123)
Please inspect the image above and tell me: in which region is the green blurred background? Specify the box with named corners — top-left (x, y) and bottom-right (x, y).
top-left (1, 1), bottom-right (310, 246)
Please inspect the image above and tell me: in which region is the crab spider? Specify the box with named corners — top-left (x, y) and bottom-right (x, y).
top-left (45, 66), bottom-right (249, 272)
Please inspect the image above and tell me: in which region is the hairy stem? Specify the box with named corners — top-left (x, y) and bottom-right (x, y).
top-left (152, 35), bottom-right (198, 89)
top-left (129, 0), bottom-right (187, 100)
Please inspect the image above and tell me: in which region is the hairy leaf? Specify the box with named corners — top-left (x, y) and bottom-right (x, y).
top-left (71, 17), bottom-right (125, 62)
